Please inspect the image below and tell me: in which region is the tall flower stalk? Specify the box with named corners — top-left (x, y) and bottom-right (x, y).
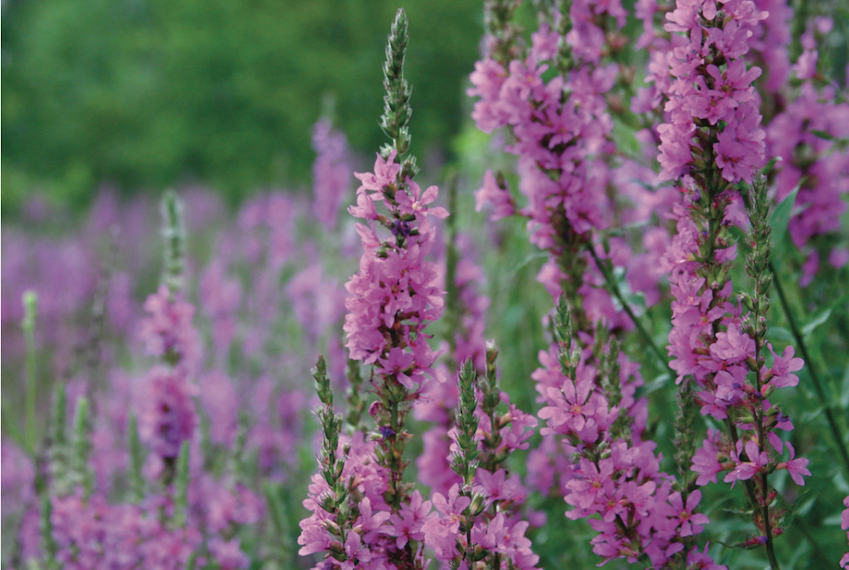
top-left (659, 2), bottom-right (811, 567)
top-left (300, 10), bottom-right (448, 569)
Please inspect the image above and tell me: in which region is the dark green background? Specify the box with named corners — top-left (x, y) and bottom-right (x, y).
top-left (3, 0), bottom-right (847, 215)
top-left (1, 0), bottom-right (483, 212)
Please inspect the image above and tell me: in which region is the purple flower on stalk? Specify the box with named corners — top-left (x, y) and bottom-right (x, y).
top-left (138, 366), bottom-right (198, 459)
top-left (386, 490), bottom-right (432, 548)
top-left (765, 344), bottom-right (804, 389)
top-left (778, 442), bottom-right (811, 486)
top-left (395, 180), bottom-right (449, 221)
top-left (354, 151), bottom-right (401, 197)
top-left (724, 439), bottom-right (768, 488)
top-left (139, 284), bottom-right (201, 371)
top-left (208, 538), bottom-right (250, 570)
top-left (667, 490), bottom-right (710, 537)
top-left (692, 429), bottom-right (724, 486)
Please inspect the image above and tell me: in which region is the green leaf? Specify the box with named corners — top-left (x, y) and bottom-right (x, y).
top-left (762, 157), bottom-right (780, 175)
top-left (768, 326), bottom-right (794, 344)
top-left (810, 129), bottom-right (834, 141)
top-left (801, 308), bottom-right (832, 338)
top-left (770, 183), bottom-right (801, 247)
top-left (612, 117), bottom-right (641, 159)
top-left (801, 289), bottom-right (849, 337)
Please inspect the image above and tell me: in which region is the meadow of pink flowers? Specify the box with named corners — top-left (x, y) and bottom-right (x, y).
top-left (2, 1), bottom-right (849, 569)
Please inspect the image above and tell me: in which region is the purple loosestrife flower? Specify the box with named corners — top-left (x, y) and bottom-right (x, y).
top-left (469, 21), bottom-right (659, 552)
top-left (140, 285), bottom-right (202, 373)
top-left (208, 537), bottom-right (250, 570)
top-left (287, 264), bottom-right (347, 339)
top-left (533, 298), bottom-right (718, 568)
top-left (343, 171), bottom-right (446, 369)
top-left (137, 366), bottom-right (198, 460)
top-left (49, 491), bottom-right (202, 570)
top-left (300, 13), bottom-right (455, 570)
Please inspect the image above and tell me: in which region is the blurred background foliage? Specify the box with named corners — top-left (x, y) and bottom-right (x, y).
top-left (1, 0), bottom-right (484, 214)
top-left (3, 0), bottom-right (847, 217)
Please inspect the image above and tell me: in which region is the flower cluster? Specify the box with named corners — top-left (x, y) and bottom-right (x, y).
top-left (765, 81), bottom-right (849, 285)
top-left (138, 365), bottom-right (199, 460)
top-left (469, 23), bottom-right (611, 251)
top-left (343, 149), bottom-right (447, 374)
top-left (534, 300), bottom-right (715, 567)
top-left (140, 284), bottom-right (202, 373)
top-left (48, 491), bottom-right (201, 570)
top-left (656, 0), bottom-right (767, 184)
top-left (421, 356), bottom-right (539, 570)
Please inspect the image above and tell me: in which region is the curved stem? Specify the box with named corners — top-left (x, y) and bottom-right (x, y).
top-left (587, 245), bottom-right (670, 372)
top-left (770, 260), bottom-right (849, 476)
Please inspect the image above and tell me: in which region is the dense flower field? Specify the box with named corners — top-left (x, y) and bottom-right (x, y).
top-left (3, 1), bottom-right (849, 569)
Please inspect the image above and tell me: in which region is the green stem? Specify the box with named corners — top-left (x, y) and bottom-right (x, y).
top-left (23, 291), bottom-right (38, 454)
top-left (770, 260), bottom-right (849, 476)
top-left (587, 245), bottom-right (670, 372)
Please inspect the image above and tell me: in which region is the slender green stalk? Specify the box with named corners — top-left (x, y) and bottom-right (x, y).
top-left (40, 493), bottom-right (59, 570)
top-left (173, 441), bottom-right (191, 527)
top-left (770, 260), bottom-right (849, 476)
top-left (128, 413), bottom-right (146, 503)
top-left (48, 383), bottom-right (69, 489)
top-left (743, 174), bottom-right (779, 569)
top-left (71, 397), bottom-right (94, 499)
top-left (23, 290), bottom-right (38, 454)
top-left (587, 245), bottom-right (670, 371)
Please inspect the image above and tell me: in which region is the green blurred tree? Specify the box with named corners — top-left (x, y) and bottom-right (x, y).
top-left (1, 0), bottom-right (482, 211)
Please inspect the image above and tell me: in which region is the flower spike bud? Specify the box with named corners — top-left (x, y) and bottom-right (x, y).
top-left (22, 289), bottom-right (38, 332)
top-left (380, 9), bottom-right (414, 160)
top-left (40, 493), bottom-right (59, 570)
top-left (484, 0), bottom-right (525, 66)
top-left (160, 190), bottom-right (186, 296)
top-left (452, 359), bottom-right (481, 488)
top-left (312, 355), bottom-right (333, 407)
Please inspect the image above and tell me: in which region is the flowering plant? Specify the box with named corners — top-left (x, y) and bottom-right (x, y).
top-left (2, 1), bottom-right (848, 569)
